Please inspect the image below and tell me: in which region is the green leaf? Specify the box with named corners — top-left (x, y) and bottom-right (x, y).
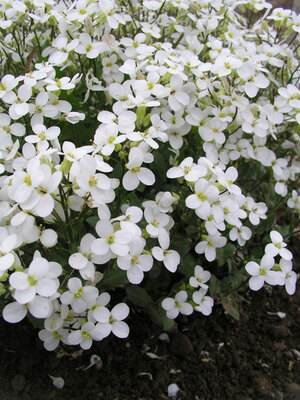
top-left (221, 294), bottom-right (240, 320)
top-left (86, 216), bottom-right (98, 228)
top-left (100, 267), bottom-right (128, 290)
top-left (147, 303), bottom-right (175, 331)
top-left (216, 243), bottom-right (236, 267)
top-left (171, 237), bottom-right (191, 257)
top-left (27, 313), bottom-right (44, 330)
top-left (110, 163), bottom-right (123, 180)
top-left (126, 285), bottom-right (153, 309)
top-left (153, 151), bottom-right (167, 183)
top-left (178, 253), bottom-right (195, 278)
top-left (209, 275), bottom-right (221, 297)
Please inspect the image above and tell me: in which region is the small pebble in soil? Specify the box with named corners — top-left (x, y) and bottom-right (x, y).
top-left (284, 383), bottom-right (300, 400)
top-left (170, 333), bottom-right (193, 358)
top-left (11, 374), bottom-right (26, 392)
top-left (272, 325), bottom-right (291, 338)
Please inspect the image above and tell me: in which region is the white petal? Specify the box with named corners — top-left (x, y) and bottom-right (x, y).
top-left (28, 296), bottom-right (52, 318)
top-left (69, 253), bottom-right (88, 270)
top-left (162, 298), bottom-right (175, 311)
top-left (152, 246), bottom-right (163, 261)
top-left (14, 286), bottom-right (36, 304)
top-left (68, 277), bottom-right (82, 293)
top-left (3, 302), bottom-right (27, 323)
top-left (180, 302), bottom-right (193, 315)
top-left (249, 275), bottom-right (264, 291)
top-left (137, 168), bottom-right (155, 186)
top-left (164, 251), bottom-right (180, 272)
top-left (111, 303), bottom-right (129, 321)
top-left (270, 231), bottom-right (282, 243)
top-left (36, 278), bottom-right (58, 297)
top-left (0, 253), bottom-right (15, 271)
top-left (9, 272), bottom-right (29, 290)
top-left (28, 257), bottom-right (49, 279)
top-left (112, 321), bottom-right (129, 338)
top-left (245, 261), bottom-right (260, 276)
top-left (127, 266), bottom-right (144, 284)
top-left (95, 220), bottom-right (113, 238)
top-left (111, 243), bottom-right (129, 256)
top-left (279, 248), bottom-right (293, 261)
top-left (91, 238), bottom-right (110, 255)
top-left (93, 306), bottom-right (110, 323)
top-left (68, 331), bottom-right (83, 345)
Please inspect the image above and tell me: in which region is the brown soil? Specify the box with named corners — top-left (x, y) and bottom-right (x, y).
top-left (0, 280), bottom-right (299, 400)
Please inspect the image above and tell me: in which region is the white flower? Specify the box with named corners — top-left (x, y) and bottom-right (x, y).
top-left (0, 74), bottom-right (19, 98)
top-left (47, 36), bottom-right (79, 65)
top-left (68, 322), bottom-right (104, 350)
top-left (167, 157), bottom-right (206, 182)
top-left (287, 190), bottom-right (300, 211)
top-left (265, 231), bottom-right (293, 261)
top-left (93, 303), bottom-right (130, 338)
top-left (189, 265), bottom-right (211, 289)
top-left (237, 61), bottom-right (269, 98)
top-left (60, 277), bottom-right (98, 313)
top-left (168, 75), bottom-right (189, 112)
top-left (18, 164), bottom-right (62, 218)
top-left (39, 328), bottom-right (69, 351)
top-left (192, 288), bottom-right (214, 316)
top-left (94, 123), bottom-right (126, 156)
top-left (144, 206), bottom-right (170, 240)
top-left (229, 226), bottom-right (252, 246)
top-left (25, 124), bottom-right (60, 144)
top-left (0, 228), bottom-right (17, 272)
top-left (279, 259), bottom-right (297, 295)
top-left (75, 33), bottom-right (105, 59)
top-left (152, 233), bottom-right (180, 273)
top-left (278, 84), bottom-right (300, 109)
top-left (0, 113), bottom-right (25, 137)
top-left (97, 109), bottom-right (136, 134)
top-left (195, 233), bottom-right (227, 262)
top-left (186, 179), bottom-right (219, 217)
top-left (245, 255), bottom-right (284, 291)
top-left (91, 220), bottom-right (131, 257)
top-left (4, 84), bottom-right (32, 119)
top-left (68, 233), bottom-right (104, 280)
top-left (45, 77), bottom-right (75, 92)
top-left (75, 155), bottom-right (112, 204)
top-left (123, 147), bottom-right (155, 191)
top-left (162, 291), bottom-right (193, 319)
top-left (217, 167), bottom-right (241, 196)
top-left (117, 237), bottom-right (153, 284)
top-left (3, 296), bottom-right (52, 323)
top-left (9, 257), bottom-right (60, 304)
top-left (44, 301), bottom-right (69, 331)
top-left (245, 197), bottom-right (268, 225)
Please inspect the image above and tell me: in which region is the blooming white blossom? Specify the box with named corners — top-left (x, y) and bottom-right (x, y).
top-left (60, 278), bottom-right (98, 313)
top-left (265, 231), bottom-right (293, 261)
top-left (123, 148), bottom-right (155, 191)
top-left (189, 266), bottom-right (211, 289)
top-left (93, 303), bottom-right (130, 338)
top-left (192, 288), bottom-right (214, 316)
top-left (245, 255), bottom-right (284, 291)
top-left (162, 291), bottom-right (193, 319)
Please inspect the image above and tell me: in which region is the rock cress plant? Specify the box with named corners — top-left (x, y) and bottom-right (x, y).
top-left (0, 0), bottom-right (299, 351)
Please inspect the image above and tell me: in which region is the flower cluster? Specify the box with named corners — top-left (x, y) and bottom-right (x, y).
top-left (0, 0), bottom-right (299, 350)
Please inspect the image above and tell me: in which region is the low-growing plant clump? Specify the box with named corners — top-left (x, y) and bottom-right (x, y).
top-left (0, 0), bottom-right (299, 351)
